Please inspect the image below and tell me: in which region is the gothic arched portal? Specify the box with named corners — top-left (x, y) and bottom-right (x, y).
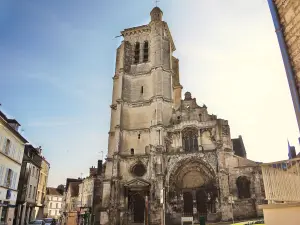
top-left (167, 158), bottom-right (218, 218)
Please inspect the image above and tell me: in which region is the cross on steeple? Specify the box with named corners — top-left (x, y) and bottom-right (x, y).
top-left (154, 0), bottom-right (160, 7)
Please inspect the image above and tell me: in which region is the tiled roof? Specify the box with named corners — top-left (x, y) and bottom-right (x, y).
top-left (47, 187), bottom-right (63, 196)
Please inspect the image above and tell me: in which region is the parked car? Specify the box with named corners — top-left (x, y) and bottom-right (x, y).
top-left (28, 220), bottom-right (45, 225)
top-left (43, 218), bottom-right (53, 225)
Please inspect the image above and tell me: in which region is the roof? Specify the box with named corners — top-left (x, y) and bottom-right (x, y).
top-left (232, 136), bottom-right (247, 158)
top-left (46, 187), bottom-right (63, 196)
top-left (65, 178), bottom-right (82, 191)
top-left (7, 118), bottom-right (21, 126)
top-left (69, 182), bottom-right (80, 197)
top-left (0, 110), bottom-right (28, 143)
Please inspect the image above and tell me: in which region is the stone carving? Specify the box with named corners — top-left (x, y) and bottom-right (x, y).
top-left (184, 91), bottom-right (192, 100)
top-left (110, 104), bottom-right (117, 110)
top-left (125, 179), bottom-right (149, 187)
top-left (222, 125), bottom-right (230, 136)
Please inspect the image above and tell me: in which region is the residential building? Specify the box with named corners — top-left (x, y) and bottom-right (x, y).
top-left (34, 157), bottom-right (50, 219)
top-left (45, 187), bottom-right (64, 219)
top-left (62, 179), bottom-right (81, 225)
top-left (0, 110), bottom-right (27, 225)
top-left (15, 144), bottom-right (42, 225)
top-left (100, 7), bottom-right (265, 225)
top-left (78, 160), bottom-right (103, 225)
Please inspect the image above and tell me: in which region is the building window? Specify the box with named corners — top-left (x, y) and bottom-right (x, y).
top-left (5, 169), bottom-right (13, 187)
top-left (4, 139), bottom-right (11, 155)
top-left (236, 176), bottom-right (251, 199)
top-left (0, 201), bottom-right (8, 223)
top-left (143, 41), bottom-right (149, 62)
top-left (50, 202), bottom-right (52, 208)
top-left (134, 42), bottom-right (140, 64)
top-left (49, 210), bottom-right (51, 216)
top-left (56, 203), bottom-right (58, 208)
top-left (131, 163), bottom-right (147, 177)
top-left (141, 86), bottom-right (144, 94)
top-left (138, 134), bottom-right (141, 139)
top-left (182, 127), bottom-right (199, 152)
top-left (33, 186), bottom-right (36, 199)
top-left (199, 114), bottom-right (202, 122)
top-left (28, 185), bottom-right (32, 198)
top-left (130, 148), bottom-right (134, 155)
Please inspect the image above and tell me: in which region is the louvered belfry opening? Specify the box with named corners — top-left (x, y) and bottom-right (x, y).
top-left (134, 42), bottom-right (140, 64)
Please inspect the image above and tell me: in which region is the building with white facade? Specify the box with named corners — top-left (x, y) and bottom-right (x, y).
top-left (35, 157), bottom-right (50, 219)
top-left (0, 110), bottom-right (27, 225)
top-left (45, 187), bottom-right (64, 219)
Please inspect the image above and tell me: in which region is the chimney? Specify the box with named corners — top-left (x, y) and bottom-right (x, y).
top-left (89, 167), bottom-right (97, 177)
top-left (97, 160), bottom-right (103, 175)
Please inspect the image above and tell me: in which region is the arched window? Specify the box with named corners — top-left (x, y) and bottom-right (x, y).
top-left (134, 42), bottom-right (140, 64)
top-left (182, 128), bottom-right (199, 152)
top-left (236, 176), bottom-right (251, 199)
top-left (143, 41), bottom-right (149, 62)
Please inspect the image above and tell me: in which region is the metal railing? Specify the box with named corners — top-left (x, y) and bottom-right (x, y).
top-left (261, 158), bottom-right (300, 202)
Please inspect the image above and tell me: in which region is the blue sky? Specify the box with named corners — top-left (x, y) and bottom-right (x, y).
top-left (0, 0), bottom-right (299, 187)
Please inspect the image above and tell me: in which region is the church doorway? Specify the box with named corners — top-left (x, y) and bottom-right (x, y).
top-left (168, 158), bottom-right (218, 220)
top-left (128, 191), bottom-right (145, 223)
top-left (183, 192), bottom-right (193, 215)
top-left (196, 189), bottom-right (208, 217)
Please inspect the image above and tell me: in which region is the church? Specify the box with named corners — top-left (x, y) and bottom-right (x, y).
top-left (100, 7), bottom-right (265, 225)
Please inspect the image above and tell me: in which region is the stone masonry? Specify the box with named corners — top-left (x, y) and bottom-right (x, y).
top-left (100, 7), bottom-right (265, 225)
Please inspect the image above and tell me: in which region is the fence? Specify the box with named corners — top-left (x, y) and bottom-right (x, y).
top-left (261, 158), bottom-right (300, 202)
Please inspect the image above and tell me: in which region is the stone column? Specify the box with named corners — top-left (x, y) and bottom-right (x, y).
top-left (197, 130), bottom-right (201, 149)
top-left (179, 132), bottom-right (183, 151)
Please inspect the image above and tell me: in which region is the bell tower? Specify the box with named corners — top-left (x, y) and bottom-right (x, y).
top-left (100, 6), bottom-right (183, 225)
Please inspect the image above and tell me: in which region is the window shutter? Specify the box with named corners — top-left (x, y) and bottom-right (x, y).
top-left (1, 137), bottom-right (7, 153)
top-left (11, 171), bottom-right (17, 189)
top-left (0, 165), bottom-right (4, 185)
top-left (0, 136), bottom-right (3, 150)
top-left (4, 168), bottom-right (9, 187)
top-left (18, 148), bottom-right (23, 162)
top-left (17, 148), bottom-right (21, 162)
top-left (9, 170), bottom-right (13, 188)
top-left (10, 144), bottom-right (15, 158)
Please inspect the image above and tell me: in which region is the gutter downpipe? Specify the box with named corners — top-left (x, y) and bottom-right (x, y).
top-left (267, 0), bottom-right (300, 133)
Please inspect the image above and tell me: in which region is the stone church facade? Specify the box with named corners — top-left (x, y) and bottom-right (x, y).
top-left (100, 7), bottom-right (265, 225)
